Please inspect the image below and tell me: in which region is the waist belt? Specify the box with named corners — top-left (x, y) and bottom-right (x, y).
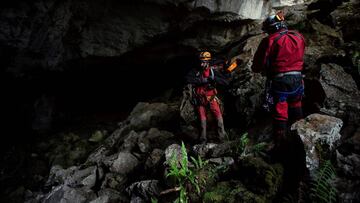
top-left (274, 71), bottom-right (302, 78)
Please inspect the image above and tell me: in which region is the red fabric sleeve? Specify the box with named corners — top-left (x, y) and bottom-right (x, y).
top-left (251, 37), bottom-right (270, 73)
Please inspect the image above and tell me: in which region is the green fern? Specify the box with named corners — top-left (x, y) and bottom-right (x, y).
top-left (310, 160), bottom-right (337, 203)
top-left (240, 133), bottom-right (249, 148)
top-left (166, 141), bottom-right (209, 203)
top-left (236, 133), bottom-right (267, 157)
top-left (250, 142), bottom-right (267, 156)
top-left (190, 155), bottom-right (208, 170)
top-left (151, 197), bottom-right (158, 203)
top-left (235, 133), bottom-right (249, 155)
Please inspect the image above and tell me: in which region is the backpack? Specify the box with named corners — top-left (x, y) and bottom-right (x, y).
top-left (262, 30), bottom-right (304, 112)
top-left (180, 84), bottom-right (198, 124)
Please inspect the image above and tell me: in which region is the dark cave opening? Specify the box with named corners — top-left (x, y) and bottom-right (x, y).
top-left (1, 47), bottom-right (203, 201)
top-left (2, 50), bottom-right (200, 147)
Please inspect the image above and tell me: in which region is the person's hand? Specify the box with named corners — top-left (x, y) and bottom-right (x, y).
top-left (201, 78), bottom-right (208, 83)
top-left (207, 77), bottom-right (214, 83)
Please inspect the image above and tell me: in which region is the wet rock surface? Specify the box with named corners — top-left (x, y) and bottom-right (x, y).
top-left (291, 113), bottom-right (343, 173)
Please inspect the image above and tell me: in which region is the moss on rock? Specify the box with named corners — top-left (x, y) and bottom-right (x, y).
top-left (203, 181), bottom-right (266, 203)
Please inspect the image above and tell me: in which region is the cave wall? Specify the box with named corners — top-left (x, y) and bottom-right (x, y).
top-left (0, 0), bottom-right (178, 75)
top-left (1, 0), bottom-right (358, 135)
top-left (0, 0), bottom-right (311, 76)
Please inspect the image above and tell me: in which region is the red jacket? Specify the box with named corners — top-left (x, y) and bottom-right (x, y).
top-left (186, 66), bottom-right (229, 96)
top-left (252, 29), bottom-right (305, 74)
top-left (195, 67), bottom-right (217, 97)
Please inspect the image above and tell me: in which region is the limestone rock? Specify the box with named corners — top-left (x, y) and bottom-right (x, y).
top-left (127, 102), bottom-right (176, 131)
top-left (126, 180), bottom-right (161, 202)
top-left (110, 152), bottom-right (140, 175)
top-left (291, 113), bottom-right (343, 172)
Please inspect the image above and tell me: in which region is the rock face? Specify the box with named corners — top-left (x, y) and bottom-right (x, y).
top-left (335, 149), bottom-right (360, 203)
top-left (318, 63), bottom-right (360, 119)
top-left (330, 0), bottom-right (360, 42)
top-left (291, 113), bottom-right (343, 173)
top-left (226, 34), bottom-right (266, 127)
top-left (0, 0), bottom-right (311, 76)
top-left (191, 0), bottom-right (272, 19)
top-left (1, 0), bottom-right (173, 74)
top-left (191, 0), bottom-right (309, 19)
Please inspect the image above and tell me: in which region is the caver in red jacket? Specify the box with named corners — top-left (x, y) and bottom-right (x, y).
top-left (251, 27), bottom-right (305, 149)
top-left (252, 29), bottom-right (305, 75)
top-left (186, 54), bottom-right (229, 143)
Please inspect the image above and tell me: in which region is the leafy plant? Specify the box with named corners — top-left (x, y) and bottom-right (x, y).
top-left (234, 133), bottom-right (267, 157)
top-left (166, 142), bottom-right (208, 203)
top-left (249, 142), bottom-right (267, 157)
top-left (310, 160), bottom-right (337, 203)
top-left (190, 155), bottom-right (207, 170)
top-left (235, 133), bottom-right (249, 156)
top-left (151, 197), bottom-right (158, 203)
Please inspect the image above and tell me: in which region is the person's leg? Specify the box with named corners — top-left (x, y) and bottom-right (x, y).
top-left (198, 105), bottom-right (207, 143)
top-left (273, 99), bottom-right (288, 147)
top-left (210, 99), bottom-right (226, 141)
top-left (288, 95), bottom-right (303, 125)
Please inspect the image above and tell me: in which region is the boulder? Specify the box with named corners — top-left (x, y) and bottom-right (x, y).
top-left (145, 128), bottom-right (175, 149)
top-left (31, 165), bottom-right (99, 203)
top-left (192, 143), bottom-right (218, 158)
top-left (127, 102), bottom-right (177, 131)
top-left (164, 144), bottom-right (183, 165)
top-left (110, 152), bottom-right (140, 175)
top-left (291, 113), bottom-right (343, 173)
top-left (145, 148), bottom-right (164, 171)
top-left (101, 173), bottom-right (127, 192)
top-left (318, 63), bottom-right (360, 122)
top-left (126, 180), bottom-right (161, 203)
top-left (92, 188), bottom-right (128, 203)
top-left (41, 185), bottom-right (96, 203)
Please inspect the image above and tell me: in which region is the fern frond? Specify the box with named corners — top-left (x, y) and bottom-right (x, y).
top-left (190, 156), bottom-right (199, 169)
top-left (310, 160), bottom-right (337, 203)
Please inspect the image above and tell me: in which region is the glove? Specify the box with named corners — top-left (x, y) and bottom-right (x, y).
top-left (201, 77), bottom-right (208, 84)
top-left (207, 77), bottom-right (215, 83)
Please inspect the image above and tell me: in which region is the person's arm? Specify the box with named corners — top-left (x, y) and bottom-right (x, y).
top-left (212, 70), bottom-right (230, 86)
top-left (185, 69), bottom-right (208, 85)
top-left (251, 38), bottom-right (269, 74)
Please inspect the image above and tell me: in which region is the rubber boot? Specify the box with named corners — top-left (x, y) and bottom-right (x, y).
top-left (289, 106), bottom-right (303, 126)
top-left (217, 118), bottom-right (227, 141)
top-left (269, 120), bottom-right (287, 162)
top-left (199, 120), bottom-right (207, 144)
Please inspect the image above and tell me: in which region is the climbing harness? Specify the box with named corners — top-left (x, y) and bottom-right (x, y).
top-left (262, 30), bottom-right (304, 112)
